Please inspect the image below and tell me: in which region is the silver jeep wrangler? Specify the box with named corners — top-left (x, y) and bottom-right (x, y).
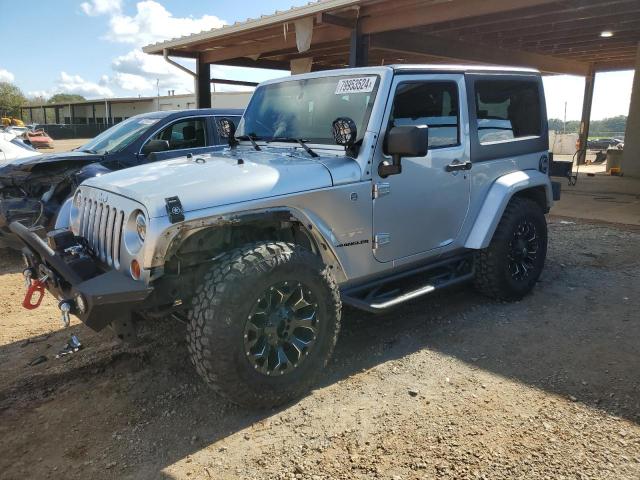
top-left (13, 65), bottom-right (560, 408)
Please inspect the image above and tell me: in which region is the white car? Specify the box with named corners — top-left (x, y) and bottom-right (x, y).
top-left (0, 137), bottom-right (40, 166)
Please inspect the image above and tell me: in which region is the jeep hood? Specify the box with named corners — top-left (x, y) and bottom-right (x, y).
top-left (81, 148), bottom-right (361, 218)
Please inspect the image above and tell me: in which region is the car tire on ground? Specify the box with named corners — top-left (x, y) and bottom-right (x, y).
top-left (187, 241), bottom-right (341, 409)
top-left (474, 197), bottom-right (547, 301)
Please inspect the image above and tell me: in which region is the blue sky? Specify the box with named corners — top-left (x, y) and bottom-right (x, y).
top-left (0, 0), bottom-right (634, 120)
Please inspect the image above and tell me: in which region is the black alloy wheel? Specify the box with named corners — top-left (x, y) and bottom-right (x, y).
top-left (507, 220), bottom-right (539, 281)
top-left (244, 281), bottom-right (319, 376)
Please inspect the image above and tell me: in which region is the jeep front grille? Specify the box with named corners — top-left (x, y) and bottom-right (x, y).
top-left (76, 194), bottom-right (125, 268)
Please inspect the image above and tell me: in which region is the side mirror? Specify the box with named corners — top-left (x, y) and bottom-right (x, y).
top-left (217, 117), bottom-right (237, 146)
top-left (142, 139), bottom-right (169, 156)
top-left (379, 125), bottom-right (429, 177)
top-left (332, 117), bottom-right (357, 147)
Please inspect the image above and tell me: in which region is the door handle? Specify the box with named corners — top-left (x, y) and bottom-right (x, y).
top-left (445, 160), bottom-right (472, 172)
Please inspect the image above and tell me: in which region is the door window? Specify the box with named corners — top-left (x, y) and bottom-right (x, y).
top-left (475, 80), bottom-right (541, 144)
top-left (390, 81), bottom-right (459, 149)
top-left (151, 118), bottom-right (207, 150)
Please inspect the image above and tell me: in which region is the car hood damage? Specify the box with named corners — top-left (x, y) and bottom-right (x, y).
top-left (81, 148), bottom-right (361, 218)
top-left (0, 151), bottom-right (101, 187)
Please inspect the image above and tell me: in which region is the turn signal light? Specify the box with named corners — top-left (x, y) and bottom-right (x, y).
top-left (130, 259), bottom-right (141, 280)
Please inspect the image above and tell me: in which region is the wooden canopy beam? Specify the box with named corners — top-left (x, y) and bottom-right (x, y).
top-left (517, 31), bottom-right (640, 49)
top-left (468, 13), bottom-right (640, 42)
top-left (422, 0), bottom-right (639, 36)
top-left (210, 78), bottom-right (259, 87)
top-left (316, 12), bottom-right (357, 30)
top-left (216, 57), bottom-right (291, 70)
top-left (369, 30), bottom-right (591, 76)
top-left (593, 59), bottom-right (637, 71)
top-left (360, 0), bottom-right (560, 35)
top-left (200, 25), bottom-right (350, 64)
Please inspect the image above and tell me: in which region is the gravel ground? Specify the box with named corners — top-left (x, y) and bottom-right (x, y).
top-left (0, 216), bottom-right (638, 480)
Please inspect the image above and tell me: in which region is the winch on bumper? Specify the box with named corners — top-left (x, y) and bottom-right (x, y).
top-left (10, 221), bottom-right (152, 331)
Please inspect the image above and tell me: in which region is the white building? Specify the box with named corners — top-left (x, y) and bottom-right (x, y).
top-left (21, 91), bottom-right (252, 125)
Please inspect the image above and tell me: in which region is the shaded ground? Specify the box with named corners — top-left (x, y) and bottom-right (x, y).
top-left (0, 217), bottom-right (638, 479)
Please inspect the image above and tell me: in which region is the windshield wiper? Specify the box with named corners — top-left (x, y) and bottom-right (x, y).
top-left (268, 137), bottom-right (318, 158)
top-left (80, 148), bottom-right (98, 154)
top-left (236, 133), bottom-right (261, 151)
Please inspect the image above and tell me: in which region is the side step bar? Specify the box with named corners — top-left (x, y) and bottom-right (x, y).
top-left (341, 254), bottom-right (474, 313)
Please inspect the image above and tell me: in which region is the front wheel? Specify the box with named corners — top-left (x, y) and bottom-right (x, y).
top-left (187, 241), bottom-right (341, 408)
top-left (474, 197), bottom-right (547, 301)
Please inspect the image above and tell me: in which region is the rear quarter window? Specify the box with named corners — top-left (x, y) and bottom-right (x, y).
top-left (475, 79), bottom-right (542, 145)
top-left (466, 74), bottom-right (548, 163)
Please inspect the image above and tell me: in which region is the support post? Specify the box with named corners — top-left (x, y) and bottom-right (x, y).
top-left (55, 107), bottom-right (60, 124)
top-left (196, 56), bottom-right (211, 109)
top-left (349, 19), bottom-right (369, 68)
top-left (622, 43), bottom-right (640, 178)
top-left (577, 64), bottom-right (595, 165)
top-left (43, 106), bottom-right (47, 124)
top-left (92, 103), bottom-right (96, 124)
top-left (70, 104), bottom-right (75, 124)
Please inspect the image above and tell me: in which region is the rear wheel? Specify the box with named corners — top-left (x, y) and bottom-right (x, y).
top-left (474, 197), bottom-right (547, 300)
top-left (187, 241), bottom-right (341, 408)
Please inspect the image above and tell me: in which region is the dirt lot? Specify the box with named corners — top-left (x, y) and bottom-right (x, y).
top-left (0, 216), bottom-right (638, 480)
top-left (47, 138), bottom-right (90, 153)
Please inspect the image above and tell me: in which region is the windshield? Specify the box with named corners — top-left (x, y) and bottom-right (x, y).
top-left (237, 75), bottom-right (379, 145)
top-left (79, 116), bottom-right (161, 154)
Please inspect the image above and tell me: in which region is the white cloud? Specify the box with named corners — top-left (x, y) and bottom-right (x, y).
top-left (22, 2), bottom-right (281, 100)
top-left (26, 90), bottom-right (50, 99)
top-left (57, 72), bottom-right (115, 97)
top-left (80, 0), bottom-right (121, 16)
top-left (0, 68), bottom-right (15, 83)
top-left (109, 48), bottom-right (194, 94)
top-left (73, 0), bottom-right (230, 96)
top-left (105, 1), bottom-right (225, 46)
top-left (27, 72), bottom-right (114, 99)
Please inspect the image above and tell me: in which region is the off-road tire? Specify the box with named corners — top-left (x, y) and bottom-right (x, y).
top-left (187, 241), bottom-right (341, 408)
top-left (474, 197), bottom-right (547, 301)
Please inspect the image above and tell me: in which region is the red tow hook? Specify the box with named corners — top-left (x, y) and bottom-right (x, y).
top-left (23, 277), bottom-right (46, 310)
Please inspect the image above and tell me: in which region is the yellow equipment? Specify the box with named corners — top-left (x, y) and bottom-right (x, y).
top-left (1, 117), bottom-right (25, 127)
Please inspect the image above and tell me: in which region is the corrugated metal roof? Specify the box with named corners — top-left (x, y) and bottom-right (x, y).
top-left (143, 0), bottom-right (362, 54)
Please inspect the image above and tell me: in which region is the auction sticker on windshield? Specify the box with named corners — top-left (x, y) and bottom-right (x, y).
top-left (335, 77), bottom-right (376, 95)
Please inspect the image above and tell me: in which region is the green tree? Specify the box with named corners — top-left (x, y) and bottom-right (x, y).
top-left (25, 95), bottom-right (48, 106)
top-left (48, 93), bottom-right (86, 104)
top-left (548, 118), bottom-right (565, 132)
top-left (0, 81), bottom-right (27, 117)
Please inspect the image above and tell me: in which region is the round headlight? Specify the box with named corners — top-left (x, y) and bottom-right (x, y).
top-left (124, 210), bottom-right (147, 255)
top-left (135, 212), bottom-right (146, 242)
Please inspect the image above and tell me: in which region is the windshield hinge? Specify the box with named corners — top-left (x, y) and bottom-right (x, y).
top-left (372, 182), bottom-right (391, 199)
